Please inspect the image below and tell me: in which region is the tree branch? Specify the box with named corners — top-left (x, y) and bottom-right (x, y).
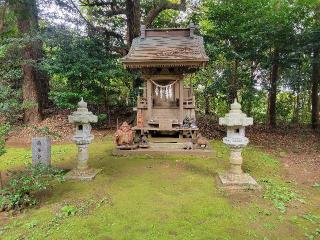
top-left (0, 0), bottom-right (8, 33)
top-left (79, 0), bottom-right (112, 7)
top-left (69, 0), bottom-right (124, 42)
top-left (79, 0), bottom-right (125, 16)
top-left (92, 7), bottom-right (125, 17)
top-left (144, 0), bottom-right (186, 28)
top-left (110, 46), bottom-right (128, 56)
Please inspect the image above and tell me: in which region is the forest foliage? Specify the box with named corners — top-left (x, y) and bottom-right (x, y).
top-left (0, 0), bottom-right (319, 127)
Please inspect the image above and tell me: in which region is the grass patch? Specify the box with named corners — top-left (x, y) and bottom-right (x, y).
top-left (0, 144), bottom-right (77, 171)
top-left (0, 140), bottom-right (318, 240)
top-left (260, 178), bottom-right (304, 213)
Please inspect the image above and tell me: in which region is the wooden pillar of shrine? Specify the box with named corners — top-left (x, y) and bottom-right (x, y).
top-left (147, 79), bottom-right (152, 121)
top-left (179, 79), bottom-right (184, 123)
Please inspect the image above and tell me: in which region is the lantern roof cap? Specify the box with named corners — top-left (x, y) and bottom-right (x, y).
top-left (219, 99), bottom-right (253, 127)
top-left (78, 97), bottom-right (87, 109)
top-left (231, 99), bottom-right (241, 111)
top-left (68, 98), bottom-right (98, 124)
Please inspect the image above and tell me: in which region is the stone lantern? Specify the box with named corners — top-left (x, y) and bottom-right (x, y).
top-left (67, 98), bottom-right (101, 180)
top-left (218, 99), bottom-right (259, 189)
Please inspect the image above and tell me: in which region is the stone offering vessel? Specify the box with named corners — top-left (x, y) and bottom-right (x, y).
top-left (66, 98), bottom-right (101, 180)
top-left (218, 99), bottom-right (260, 189)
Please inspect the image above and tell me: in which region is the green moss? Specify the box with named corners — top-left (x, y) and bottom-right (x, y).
top-left (0, 140), bottom-right (319, 240)
top-left (0, 144), bottom-right (77, 171)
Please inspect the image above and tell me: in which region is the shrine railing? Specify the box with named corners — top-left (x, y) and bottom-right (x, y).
top-left (137, 96), bottom-right (195, 108)
top-left (183, 96), bottom-right (195, 108)
top-left (137, 96), bottom-right (148, 108)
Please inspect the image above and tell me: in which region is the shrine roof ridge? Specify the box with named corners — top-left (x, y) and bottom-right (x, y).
top-left (122, 24), bottom-right (209, 69)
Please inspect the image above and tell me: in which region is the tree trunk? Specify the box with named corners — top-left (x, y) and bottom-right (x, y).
top-left (11, 0), bottom-right (50, 123)
top-left (36, 40), bottom-right (50, 110)
top-left (21, 46), bottom-right (42, 123)
top-left (247, 62), bottom-right (256, 116)
top-left (268, 50), bottom-right (279, 128)
top-left (30, 7), bottom-right (50, 110)
top-left (37, 68), bottom-right (50, 110)
top-left (229, 59), bottom-right (238, 104)
top-left (126, 0), bottom-right (141, 47)
top-left (204, 94), bottom-right (210, 115)
top-left (14, 0), bottom-right (42, 123)
top-left (292, 91), bottom-right (300, 124)
top-left (311, 48), bottom-right (320, 129)
top-left (0, 0), bottom-right (8, 33)
top-left (292, 66), bottom-right (301, 124)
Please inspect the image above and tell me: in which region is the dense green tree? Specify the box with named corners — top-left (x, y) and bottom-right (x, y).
top-left (197, 0), bottom-right (319, 127)
top-left (1, 0), bottom-right (320, 129)
top-left (43, 27), bottom-right (132, 110)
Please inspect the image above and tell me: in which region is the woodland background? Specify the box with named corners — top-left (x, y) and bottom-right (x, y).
top-left (0, 3), bottom-right (320, 238)
top-left (0, 0), bottom-right (320, 131)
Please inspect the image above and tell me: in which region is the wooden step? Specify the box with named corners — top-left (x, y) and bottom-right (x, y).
top-left (149, 137), bottom-right (182, 143)
top-left (149, 142), bottom-right (185, 149)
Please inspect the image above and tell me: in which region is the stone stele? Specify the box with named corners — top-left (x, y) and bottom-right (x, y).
top-left (218, 99), bottom-right (260, 190)
top-left (66, 98), bottom-right (101, 181)
top-left (32, 137), bottom-right (51, 166)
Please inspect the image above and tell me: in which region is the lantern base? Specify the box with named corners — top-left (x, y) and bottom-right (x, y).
top-left (217, 172), bottom-right (261, 190)
top-left (65, 168), bottom-right (102, 181)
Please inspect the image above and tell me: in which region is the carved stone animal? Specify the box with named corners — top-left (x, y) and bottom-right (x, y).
top-left (183, 141), bottom-right (193, 150)
top-left (196, 134), bottom-right (209, 149)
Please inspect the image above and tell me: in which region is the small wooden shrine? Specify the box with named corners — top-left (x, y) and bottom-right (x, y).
top-left (121, 23), bottom-right (208, 150)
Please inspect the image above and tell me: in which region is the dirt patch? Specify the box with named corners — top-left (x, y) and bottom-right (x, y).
top-left (197, 116), bottom-right (320, 186)
top-left (282, 153), bottom-right (320, 185)
top-left (221, 189), bottom-right (261, 207)
top-left (246, 126), bottom-right (320, 186)
top-left (6, 113), bottom-right (113, 147)
top-left (0, 212), bottom-right (9, 225)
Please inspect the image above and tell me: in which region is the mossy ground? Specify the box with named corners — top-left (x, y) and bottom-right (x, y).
top-left (0, 138), bottom-right (319, 240)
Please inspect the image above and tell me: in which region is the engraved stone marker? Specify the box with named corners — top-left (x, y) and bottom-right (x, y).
top-left (32, 137), bottom-right (51, 166)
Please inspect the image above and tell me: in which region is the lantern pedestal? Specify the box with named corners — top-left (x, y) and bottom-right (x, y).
top-left (66, 168), bottom-right (102, 181)
top-left (217, 146), bottom-right (260, 190)
top-left (65, 142), bottom-right (102, 181)
top-left (217, 172), bottom-right (259, 190)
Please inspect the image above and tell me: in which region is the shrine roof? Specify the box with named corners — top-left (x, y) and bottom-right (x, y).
top-left (122, 24), bottom-right (209, 69)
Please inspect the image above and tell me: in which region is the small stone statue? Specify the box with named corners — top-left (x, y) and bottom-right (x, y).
top-left (190, 119), bottom-right (197, 129)
top-left (115, 122), bottom-right (134, 146)
top-left (182, 116), bottom-right (191, 128)
top-left (139, 134), bottom-right (149, 148)
top-left (196, 133), bottom-right (209, 149)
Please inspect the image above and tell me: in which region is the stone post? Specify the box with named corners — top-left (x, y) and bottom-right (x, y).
top-left (32, 137), bottom-right (51, 166)
top-left (147, 79), bottom-right (152, 121)
top-left (179, 79), bottom-right (184, 123)
top-left (77, 144), bottom-right (89, 170)
top-left (66, 98), bottom-right (101, 181)
top-left (218, 99), bottom-right (260, 190)
top-left (229, 147), bottom-right (243, 174)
